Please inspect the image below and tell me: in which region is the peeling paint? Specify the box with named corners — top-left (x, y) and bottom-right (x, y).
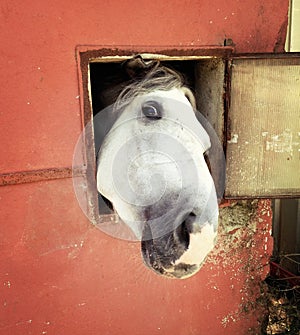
top-left (263, 129), bottom-right (300, 156)
top-left (3, 280), bottom-right (11, 288)
top-left (228, 134), bottom-right (239, 144)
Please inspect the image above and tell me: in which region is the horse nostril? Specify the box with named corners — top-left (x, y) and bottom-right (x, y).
top-left (175, 219), bottom-right (190, 250)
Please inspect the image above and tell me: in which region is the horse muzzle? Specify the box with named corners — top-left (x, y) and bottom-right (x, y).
top-left (141, 213), bottom-right (217, 279)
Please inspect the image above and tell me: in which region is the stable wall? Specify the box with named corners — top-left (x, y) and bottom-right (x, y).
top-left (0, 1), bottom-right (288, 334)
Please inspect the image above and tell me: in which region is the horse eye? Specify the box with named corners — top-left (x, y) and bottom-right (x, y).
top-left (142, 102), bottom-right (162, 119)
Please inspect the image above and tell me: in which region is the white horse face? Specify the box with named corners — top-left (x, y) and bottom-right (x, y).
top-left (97, 88), bottom-right (218, 279)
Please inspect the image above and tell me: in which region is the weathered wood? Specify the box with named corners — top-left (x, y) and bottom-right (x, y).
top-left (226, 57), bottom-right (300, 197)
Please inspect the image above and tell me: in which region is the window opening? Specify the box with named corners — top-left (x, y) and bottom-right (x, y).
top-left (88, 55), bottom-right (227, 217)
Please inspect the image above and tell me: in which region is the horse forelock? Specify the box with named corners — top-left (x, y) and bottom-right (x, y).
top-left (113, 66), bottom-right (192, 112)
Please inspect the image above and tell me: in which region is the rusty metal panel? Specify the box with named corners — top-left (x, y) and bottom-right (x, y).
top-left (0, 0), bottom-right (290, 334)
top-left (0, 180), bottom-right (272, 335)
top-left (225, 55), bottom-right (300, 198)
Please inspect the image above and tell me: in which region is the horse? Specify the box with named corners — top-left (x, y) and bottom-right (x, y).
top-left (95, 58), bottom-right (219, 279)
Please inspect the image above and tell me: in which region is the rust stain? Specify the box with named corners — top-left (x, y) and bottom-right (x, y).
top-left (224, 59), bottom-right (232, 146)
top-left (76, 45), bottom-right (234, 61)
top-left (0, 166), bottom-right (86, 186)
top-left (273, 15), bottom-right (288, 53)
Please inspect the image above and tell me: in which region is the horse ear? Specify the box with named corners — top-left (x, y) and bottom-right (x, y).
top-left (123, 55), bottom-right (159, 79)
top-left (181, 87), bottom-right (197, 111)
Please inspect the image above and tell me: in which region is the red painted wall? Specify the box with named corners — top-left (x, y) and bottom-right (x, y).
top-left (0, 1), bottom-right (288, 334)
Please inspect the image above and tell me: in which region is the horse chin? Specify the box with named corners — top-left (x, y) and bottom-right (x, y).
top-left (141, 221), bottom-right (217, 279)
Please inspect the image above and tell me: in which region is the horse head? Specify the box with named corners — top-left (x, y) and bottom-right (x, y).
top-left (96, 58), bottom-right (219, 279)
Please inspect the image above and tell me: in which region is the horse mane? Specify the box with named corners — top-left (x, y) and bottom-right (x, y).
top-left (114, 65), bottom-right (188, 112)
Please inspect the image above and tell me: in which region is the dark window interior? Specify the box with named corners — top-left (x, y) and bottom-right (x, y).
top-left (90, 60), bottom-right (197, 115)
